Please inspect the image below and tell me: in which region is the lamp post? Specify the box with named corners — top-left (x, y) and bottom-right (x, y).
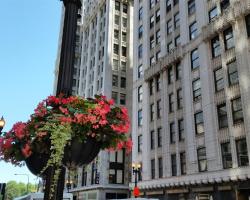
top-left (65, 173), bottom-right (72, 193)
top-left (0, 116), bottom-right (6, 133)
top-left (14, 174), bottom-right (30, 194)
top-left (132, 162), bottom-right (141, 198)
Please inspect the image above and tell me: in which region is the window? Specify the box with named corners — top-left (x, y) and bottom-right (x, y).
top-left (178, 119), bottom-right (184, 141)
top-left (109, 150), bottom-right (125, 184)
top-left (138, 135), bottom-right (142, 152)
top-left (188, 0), bottom-right (196, 15)
top-left (221, 142), bottom-right (232, 169)
top-left (197, 147), bottom-right (207, 172)
top-left (120, 93), bottom-right (126, 105)
top-left (138, 44), bottom-right (143, 59)
top-left (121, 61), bottom-right (126, 72)
top-left (171, 154), bottom-right (177, 176)
top-left (174, 12), bottom-right (180, 28)
top-left (156, 9), bottom-right (160, 23)
top-left (156, 29), bottom-right (161, 44)
top-left (139, 7), bottom-right (143, 20)
top-left (214, 67), bottom-right (224, 92)
top-left (174, 0), bottom-right (179, 6)
top-left (224, 27), bottom-right (234, 50)
top-left (122, 17), bottom-right (127, 27)
top-left (150, 0), bottom-right (155, 9)
top-left (231, 97), bottom-right (244, 124)
top-left (167, 19), bottom-right (172, 34)
top-left (122, 46), bottom-right (127, 57)
top-left (157, 127), bottom-right (162, 147)
top-left (156, 51), bottom-right (161, 61)
top-left (176, 63), bottom-right (182, 80)
top-left (180, 152), bottom-right (186, 175)
top-left (245, 14), bottom-right (250, 37)
top-left (123, 4), bottom-right (128, 13)
top-left (189, 21), bottom-right (198, 40)
top-left (82, 167), bottom-right (87, 186)
top-left (150, 104), bottom-right (154, 121)
top-left (138, 25), bottom-right (143, 39)
top-left (191, 48), bottom-right (199, 69)
top-left (220, 0), bottom-right (230, 12)
top-left (114, 29), bottom-right (119, 39)
top-left (150, 130), bottom-right (155, 149)
top-left (194, 111), bottom-right (204, 135)
top-left (158, 157), bottom-right (163, 178)
top-left (211, 36), bottom-right (221, 58)
top-left (150, 56), bottom-right (155, 66)
top-left (169, 93), bottom-right (174, 113)
top-left (175, 35), bottom-right (180, 47)
top-left (149, 79), bottom-right (154, 95)
top-left (115, 1), bottom-right (120, 11)
top-left (168, 66), bottom-right (174, 84)
top-left (170, 122), bottom-right (175, 144)
top-left (150, 15), bottom-right (154, 29)
top-left (122, 32), bottom-right (126, 42)
top-left (156, 75), bottom-right (161, 91)
top-left (157, 100), bottom-right (162, 118)
top-left (151, 159), bottom-right (155, 179)
top-left (177, 89), bottom-right (183, 109)
top-left (150, 35), bottom-right (155, 49)
top-left (138, 109), bottom-right (142, 126)
top-left (192, 79), bottom-right (201, 101)
top-left (236, 138), bottom-right (249, 167)
top-left (138, 86), bottom-right (143, 102)
top-left (112, 75), bottom-right (118, 87)
top-left (114, 44), bottom-right (119, 55)
top-left (228, 60), bottom-right (239, 86)
top-left (113, 59), bottom-right (119, 71)
top-left (217, 103), bottom-right (228, 129)
top-left (209, 7), bottom-right (218, 22)
top-left (166, 0), bottom-right (171, 12)
top-left (120, 77), bottom-right (126, 88)
top-left (115, 15), bottom-right (120, 25)
top-left (112, 92), bottom-right (118, 104)
top-left (138, 65), bottom-right (143, 78)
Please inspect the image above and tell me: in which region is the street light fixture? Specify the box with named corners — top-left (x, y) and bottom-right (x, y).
top-left (14, 173), bottom-right (30, 194)
top-left (132, 162), bottom-right (141, 198)
top-left (0, 116), bottom-right (5, 133)
top-left (65, 173), bottom-right (72, 193)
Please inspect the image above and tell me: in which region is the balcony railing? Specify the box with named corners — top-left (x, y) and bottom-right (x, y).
top-left (202, 0), bottom-right (250, 40)
top-left (144, 46), bottom-right (183, 81)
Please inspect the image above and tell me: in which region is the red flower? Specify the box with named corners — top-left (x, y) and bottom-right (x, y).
top-left (125, 139), bottom-right (133, 154)
top-left (2, 138), bottom-right (13, 149)
top-left (21, 144), bottom-right (32, 158)
top-left (12, 122), bottom-right (27, 140)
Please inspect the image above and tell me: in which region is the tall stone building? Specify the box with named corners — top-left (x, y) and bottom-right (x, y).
top-left (132, 0), bottom-right (250, 199)
top-left (55, 0), bottom-right (134, 199)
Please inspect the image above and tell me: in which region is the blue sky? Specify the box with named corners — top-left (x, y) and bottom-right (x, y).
top-left (0, 1), bottom-right (61, 184)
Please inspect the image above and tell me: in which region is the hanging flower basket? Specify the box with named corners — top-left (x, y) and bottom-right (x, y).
top-left (0, 95), bottom-right (132, 176)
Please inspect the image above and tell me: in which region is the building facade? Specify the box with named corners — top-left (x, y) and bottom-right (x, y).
top-left (54, 0), bottom-right (134, 199)
top-left (132, 0), bottom-right (250, 199)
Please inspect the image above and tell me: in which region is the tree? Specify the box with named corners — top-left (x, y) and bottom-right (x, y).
top-left (4, 181), bottom-right (37, 200)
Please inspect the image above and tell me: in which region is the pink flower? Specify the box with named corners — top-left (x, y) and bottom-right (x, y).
top-left (59, 106), bottom-right (69, 115)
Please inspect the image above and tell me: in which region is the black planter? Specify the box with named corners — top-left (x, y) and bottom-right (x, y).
top-left (63, 137), bottom-right (101, 167)
top-left (25, 153), bottom-right (49, 176)
top-left (25, 137), bottom-right (101, 175)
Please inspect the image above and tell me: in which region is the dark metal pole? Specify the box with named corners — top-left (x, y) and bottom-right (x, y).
top-left (44, 0), bottom-right (81, 199)
top-left (56, 0), bottom-right (81, 96)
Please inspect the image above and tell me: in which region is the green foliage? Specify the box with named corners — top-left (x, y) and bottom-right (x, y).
top-left (4, 181), bottom-right (37, 200)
